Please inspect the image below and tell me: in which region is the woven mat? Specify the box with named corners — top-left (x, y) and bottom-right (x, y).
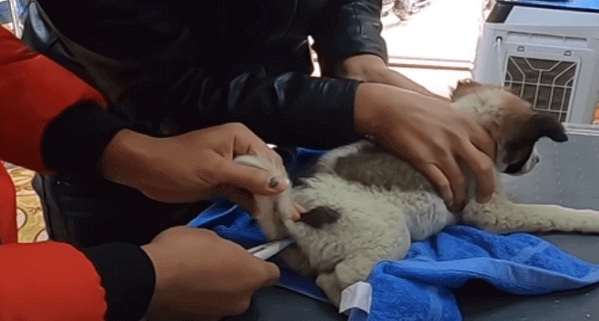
top-left (3, 163), bottom-right (47, 243)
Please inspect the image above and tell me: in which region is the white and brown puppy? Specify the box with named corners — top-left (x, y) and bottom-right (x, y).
top-left (234, 79), bottom-right (599, 307)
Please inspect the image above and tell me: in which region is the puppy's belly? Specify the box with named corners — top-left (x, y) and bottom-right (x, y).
top-left (287, 180), bottom-right (408, 271)
top-left (391, 191), bottom-right (456, 241)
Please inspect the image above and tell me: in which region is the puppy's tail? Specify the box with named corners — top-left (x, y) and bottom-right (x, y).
top-left (297, 206), bottom-right (341, 228)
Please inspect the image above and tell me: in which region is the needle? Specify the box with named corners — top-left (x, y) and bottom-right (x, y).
top-left (247, 239), bottom-right (295, 260)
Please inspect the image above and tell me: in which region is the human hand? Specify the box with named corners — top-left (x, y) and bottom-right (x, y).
top-left (100, 123), bottom-right (290, 205)
top-left (141, 226), bottom-right (280, 321)
top-left (353, 83), bottom-right (496, 211)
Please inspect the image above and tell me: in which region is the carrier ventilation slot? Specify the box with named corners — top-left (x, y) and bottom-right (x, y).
top-left (503, 56), bottom-right (576, 122)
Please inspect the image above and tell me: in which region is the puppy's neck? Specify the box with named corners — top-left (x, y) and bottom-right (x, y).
top-left (451, 88), bottom-right (504, 164)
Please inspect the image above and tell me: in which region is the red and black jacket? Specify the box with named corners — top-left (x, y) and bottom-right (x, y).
top-left (0, 27), bottom-right (155, 321)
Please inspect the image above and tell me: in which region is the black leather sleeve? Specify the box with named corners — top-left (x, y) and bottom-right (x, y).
top-left (33, 0), bottom-right (367, 150)
top-left (310, 0), bottom-right (389, 68)
top-left (172, 67), bottom-right (365, 149)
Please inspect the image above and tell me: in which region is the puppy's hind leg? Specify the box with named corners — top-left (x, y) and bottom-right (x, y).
top-left (320, 220), bottom-right (412, 307)
top-left (278, 246), bottom-right (316, 276)
top-left (463, 199), bottom-right (599, 234)
top-left (316, 271), bottom-right (344, 307)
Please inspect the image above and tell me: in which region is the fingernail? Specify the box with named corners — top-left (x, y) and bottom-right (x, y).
top-left (268, 177), bottom-right (279, 188)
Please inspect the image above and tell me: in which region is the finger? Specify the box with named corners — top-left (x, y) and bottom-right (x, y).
top-left (415, 163), bottom-right (454, 208)
top-left (294, 202), bottom-right (307, 213)
top-left (241, 142), bottom-right (284, 170)
top-left (217, 159), bottom-right (290, 195)
top-left (466, 120), bottom-right (496, 160)
top-left (263, 147), bottom-right (285, 172)
top-left (437, 154), bottom-right (467, 211)
top-left (215, 185), bottom-right (258, 214)
top-left (460, 143), bottom-right (495, 204)
top-left (253, 260), bottom-right (281, 287)
top-left (227, 123), bottom-right (284, 168)
top-left (290, 203), bottom-right (307, 221)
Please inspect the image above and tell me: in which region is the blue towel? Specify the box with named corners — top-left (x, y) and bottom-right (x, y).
top-left (188, 148), bottom-right (599, 321)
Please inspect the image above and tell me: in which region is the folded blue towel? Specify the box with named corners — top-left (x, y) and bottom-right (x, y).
top-left (188, 147), bottom-right (599, 321)
top-left (348, 225), bottom-right (599, 321)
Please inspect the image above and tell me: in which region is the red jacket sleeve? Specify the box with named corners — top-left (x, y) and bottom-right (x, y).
top-left (0, 28), bottom-right (155, 321)
top-left (0, 26), bottom-right (107, 173)
top-left (0, 241), bottom-right (107, 321)
top-left (0, 165), bottom-right (17, 244)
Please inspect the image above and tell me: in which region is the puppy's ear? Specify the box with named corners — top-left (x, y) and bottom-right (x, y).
top-left (502, 113), bottom-right (568, 170)
top-left (457, 78), bottom-right (480, 86)
top-left (528, 113), bottom-right (568, 143)
top-left (451, 79), bottom-right (484, 102)
top-left (506, 113), bottom-right (567, 146)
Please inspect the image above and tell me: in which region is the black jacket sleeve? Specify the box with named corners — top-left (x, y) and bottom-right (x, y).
top-left (310, 0), bottom-right (389, 70)
top-left (82, 242), bottom-right (156, 321)
top-left (168, 67), bottom-right (365, 149)
top-left (33, 0), bottom-right (368, 151)
top-left (41, 101), bottom-right (134, 175)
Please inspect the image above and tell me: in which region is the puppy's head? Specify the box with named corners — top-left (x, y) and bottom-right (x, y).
top-left (451, 79), bottom-right (568, 175)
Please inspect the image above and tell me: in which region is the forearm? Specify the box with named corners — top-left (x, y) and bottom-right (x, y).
top-left (309, 0), bottom-right (448, 102)
top-left (333, 54), bottom-right (450, 101)
top-left (354, 66), bottom-right (450, 101)
top-left (0, 26), bottom-right (111, 173)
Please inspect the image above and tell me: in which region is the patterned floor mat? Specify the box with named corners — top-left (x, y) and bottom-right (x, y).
top-left (3, 162), bottom-right (47, 243)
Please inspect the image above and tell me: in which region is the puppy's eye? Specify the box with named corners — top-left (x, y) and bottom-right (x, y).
top-left (504, 162), bottom-right (527, 174)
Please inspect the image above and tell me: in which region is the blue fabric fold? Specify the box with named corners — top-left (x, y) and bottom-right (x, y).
top-left (348, 225), bottom-right (599, 321)
top-left (188, 147), bottom-right (599, 321)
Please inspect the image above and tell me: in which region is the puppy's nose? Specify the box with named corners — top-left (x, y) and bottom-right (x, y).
top-left (531, 150), bottom-right (541, 164)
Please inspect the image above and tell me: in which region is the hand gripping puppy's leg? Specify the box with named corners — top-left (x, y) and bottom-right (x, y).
top-left (233, 155), bottom-right (294, 240)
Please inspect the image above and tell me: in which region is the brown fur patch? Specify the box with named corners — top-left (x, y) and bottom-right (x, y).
top-left (451, 78), bottom-right (568, 173)
top-left (298, 206), bottom-right (342, 228)
top-left (501, 109), bottom-right (567, 170)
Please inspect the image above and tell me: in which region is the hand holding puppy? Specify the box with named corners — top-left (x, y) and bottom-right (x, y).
top-left (353, 83), bottom-right (497, 211)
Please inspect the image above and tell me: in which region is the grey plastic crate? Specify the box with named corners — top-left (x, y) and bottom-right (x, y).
top-left (502, 124), bottom-right (599, 211)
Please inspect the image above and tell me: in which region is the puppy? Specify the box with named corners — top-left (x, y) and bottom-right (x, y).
top-left (235, 79), bottom-right (599, 307)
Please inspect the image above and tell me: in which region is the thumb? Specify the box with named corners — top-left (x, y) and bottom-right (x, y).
top-left (252, 259), bottom-right (281, 287)
top-left (217, 160), bottom-right (290, 195)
